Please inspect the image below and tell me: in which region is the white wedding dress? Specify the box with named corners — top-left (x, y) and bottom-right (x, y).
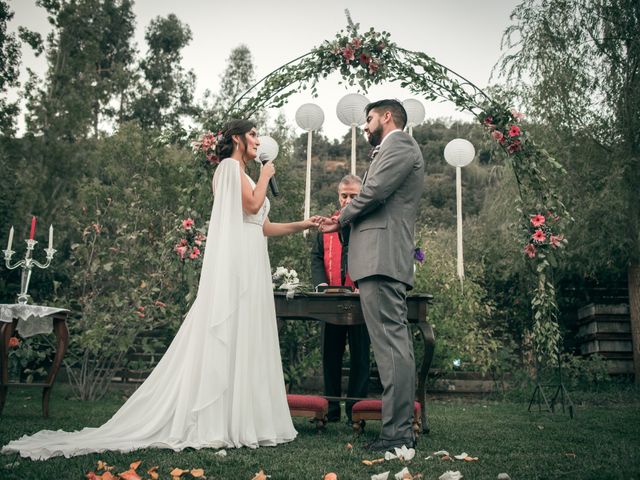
top-left (2, 158), bottom-right (297, 460)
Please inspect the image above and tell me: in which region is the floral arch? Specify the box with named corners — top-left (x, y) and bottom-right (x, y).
top-left (213, 16), bottom-right (569, 359)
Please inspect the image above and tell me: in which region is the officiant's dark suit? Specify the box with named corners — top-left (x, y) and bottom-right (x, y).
top-left (338, 99), bottom-right (424, 450)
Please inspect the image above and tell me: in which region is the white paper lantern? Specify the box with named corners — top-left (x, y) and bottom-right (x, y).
top-left (295, 103), bottom-right (324, 131)
top-left (256, 135), bottom-right (279, 163)
top-left (403, 98), bottom-right (425, 127)
top-left (336, 93), bottom-right (369, 126)
top-left (444, 138), bottom-right (475, 168)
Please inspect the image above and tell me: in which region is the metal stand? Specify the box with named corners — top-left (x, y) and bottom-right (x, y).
top-left (527, 352), bottom-right (575, 418)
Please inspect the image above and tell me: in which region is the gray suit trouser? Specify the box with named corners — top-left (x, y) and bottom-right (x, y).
top-left (358, 275), bottom-right (415, 441)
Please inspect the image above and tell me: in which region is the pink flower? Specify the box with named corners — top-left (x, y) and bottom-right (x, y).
top-left (532, 229), bottom-right (546, 243)
top-left (483, 116), bottom-right (495, 129)
top-left (175, 245), bottom-right (187, 259)
top-left (8, 336), bottom-right (19, 348)
top-left (351, 37), bottom-right (362, 49)
top-left (507, 139), bottom-right (523, 154)
top-left (524, 244), bottom-right (537, 258)
top-left (491, 130), bottom-right (505, 144)
top-left (154, 300), bottom-right (167, 308)
top-left (206, 152), bottom-right (219, 164)
top-left (189, 247), bottom-right (201, 259)
top-left (531, 214), bottom-right (546, 227)
top-left (550, 234), bottom-right (565, 248)
top-left (511, 109), bottom-right (525, 120)
top-left (341, 46), bottom-right (355, 62)
top-left (182, 218), bottom-right (194, 230)
top-left (368, 61), bottom-right (380, 74)
top-left (508, 125), bottom-right (521, 137)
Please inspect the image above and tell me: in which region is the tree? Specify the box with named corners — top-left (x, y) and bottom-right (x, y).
top-left (499, 0), bottom-right (640, 380)
top-left (0, 0), bottom-right (20, 135)
top-left (128, 13), bottom-right (197, 131)
top-left (26, 0), bottom-right (136, 139)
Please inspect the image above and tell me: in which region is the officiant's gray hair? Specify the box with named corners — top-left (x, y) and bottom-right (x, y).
top-left (339, 174), bottom-right (362, 187)
top-left (216, 119), bottom-right (256, 159)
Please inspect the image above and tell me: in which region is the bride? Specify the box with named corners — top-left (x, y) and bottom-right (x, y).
top-left (2, 119), bottom-right (319, 460)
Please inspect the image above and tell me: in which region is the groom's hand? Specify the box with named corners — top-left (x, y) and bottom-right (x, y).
top-left (318, 216), bottom-right (340, 233)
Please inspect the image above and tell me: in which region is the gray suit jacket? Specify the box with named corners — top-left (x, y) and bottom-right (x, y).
top-left (339, 131), bottom-right (424, 288)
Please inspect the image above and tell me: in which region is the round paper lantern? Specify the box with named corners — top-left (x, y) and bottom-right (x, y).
top-left (403, 98), bottom-right (425, 127)
top-left (444, 139), bottom-right (475, 168)
top-left (336, 93), bottom-right (369, 126)
top-left (256, 135), bottom-right (279, 163)
top-left (295, 103), bottom-right (324, 131)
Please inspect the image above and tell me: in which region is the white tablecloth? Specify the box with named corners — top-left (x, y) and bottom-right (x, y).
top-left (0, 304), bottom-right (69, 338)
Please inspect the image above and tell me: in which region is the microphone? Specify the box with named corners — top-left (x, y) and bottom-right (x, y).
top-left (260, 154), bottom-right (280, 197)
top-left (256, 136), bottom-right (280, 197)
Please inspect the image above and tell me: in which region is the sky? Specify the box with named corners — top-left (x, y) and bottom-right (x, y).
top-left (8, 0), bottom-right (522, 140)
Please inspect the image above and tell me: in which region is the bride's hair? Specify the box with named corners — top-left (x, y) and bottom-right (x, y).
top-left (216, 119), bottom-right (256, 159)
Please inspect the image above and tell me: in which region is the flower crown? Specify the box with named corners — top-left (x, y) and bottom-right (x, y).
top-left (191, 131), bottom-right (224, 165)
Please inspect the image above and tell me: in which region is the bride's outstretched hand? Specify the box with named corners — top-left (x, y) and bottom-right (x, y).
top-left (302, 216), bottom-right (322, 230)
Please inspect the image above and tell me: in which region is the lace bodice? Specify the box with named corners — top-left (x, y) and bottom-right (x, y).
top-left (243, 175), bottom-right (270, 226)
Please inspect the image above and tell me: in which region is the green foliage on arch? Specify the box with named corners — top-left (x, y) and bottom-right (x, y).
top-left (223, 18), bottom-right (570, 360)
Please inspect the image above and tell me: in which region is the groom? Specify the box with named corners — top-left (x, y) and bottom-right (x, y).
top-left (320, 99), bottom-right (424, 451)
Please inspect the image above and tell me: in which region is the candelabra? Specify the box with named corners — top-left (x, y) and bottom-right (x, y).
top-left (3, 237), bottom-right (56, 304)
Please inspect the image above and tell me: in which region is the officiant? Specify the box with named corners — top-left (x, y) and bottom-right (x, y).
top-left (311, 174), bottom-right (370, 423)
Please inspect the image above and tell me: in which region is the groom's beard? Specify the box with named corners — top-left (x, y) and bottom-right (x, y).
top-left (368, 125), bottom-right (383, 147)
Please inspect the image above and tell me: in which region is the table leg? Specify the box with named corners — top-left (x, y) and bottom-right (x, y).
top-left (42, 316), bottom-right (69, 418)
top-left (415, 321), bottom-right (435, 434)
top-left (0, 320), bottom-right (15, 416)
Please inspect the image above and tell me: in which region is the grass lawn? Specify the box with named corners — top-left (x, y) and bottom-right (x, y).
top-left (0, 385), bottom-right (639, 479)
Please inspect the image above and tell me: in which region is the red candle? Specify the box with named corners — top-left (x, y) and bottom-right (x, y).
top-left (29, 216), bottom-right (36, 240)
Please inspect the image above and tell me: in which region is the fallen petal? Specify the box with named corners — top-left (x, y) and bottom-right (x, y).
top-left (86, 473), bottom-right (99, 480)
top-left (454, 453), bottom-right (468, 460)
top-left (363, 458), bottom-right (386, 465)
top-left (101, 473), bottom-right (116, 480)
top-left (118, 469), bottom-right (142, 480)
top-left (346, 443), bottom-right (353, 450)
top-left (129, 460), bottom-right (142, 470)
top-left (433, 450), bottom-right (449, 457)
top-left (147, 466), bottom-right (159, 480)
top-left (497, 474), bottom-right (511, 480)
top-left (371, 472), bottom-right (390, 480)
top-left (215, 449), bottom-right (227, 457)
top-left (170, 468), bottom-right (187, 477)
top-left (463, 457), bottom-right (479, 462)
top-left (190, 468), bottom-right (205, 478)
top-left (394, 446), bottom-right (415, 461)
top-left (324, 473), bottom-right (338, 480)
top-left (441, 455), bottom-right (453, 461)
top-left (438, 471), bottom-right (463, 480)
top-left (394, 467), bottom-right (410, 480)
top-left (385, 451), bottom-right (398, 460)
top-left (252, 470), bottom-right (268, 480)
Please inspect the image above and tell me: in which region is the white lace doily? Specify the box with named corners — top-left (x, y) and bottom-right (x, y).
top-left (0, 304), bottom-right (70, 338)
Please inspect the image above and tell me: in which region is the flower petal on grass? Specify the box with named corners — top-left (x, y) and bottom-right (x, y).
top-left (215, 449), bottom-right (227, 457)
top-left (394, 446), bottom-right (415, 461)
top-left (251, 469), bottom-right (269, 480)
top-left (129, 460), bottom-right (141, 470)
top-left (394, 467), bottom-right (411, 479)
top-left (433, 450), bottom-right (449, 457)
top-left (438, 471), bottom-right (463, 480)
top-left (170, 468), bottom-right (187, 477)
top-left (384, 451), bottom-right (398, 460)
top-left (463, 456), bottom-right (478, 462)
top-left (147, 466), bottom-right (159, 480)
top-left (371, 472), bottom-right (390, 480)
top-left (101, 473), bottom-right (116, 480)
top-left (323, 473), bottom-right (338, 480)
top-left (190, 468), bottom-right (205, 477)
top-left (453, 453), bottom-right (468, 460)
top-left (363, 458), bottom-right (386, 465)
top-left (118, 469), bottom-right (142, 480)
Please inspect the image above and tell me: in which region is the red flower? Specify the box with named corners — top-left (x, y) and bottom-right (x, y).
top-left (182, 218), bottom-right (194, 230)
top-left (532, 229), bottom-right (546, 243)
top-left (508, 125), bottom-right (521, 137)
top-left (483, 116), bottom-right (495, 129)
top-left (550, 234), bottom-right (565, 248)
top-left (341, 46), bottom-right (355, 62)
top-left (189, 247), bottom-right (201, 260)
top-left (359, 52), bottom-right (371, 65)
top-left (491, 130), bottom-right (505, 144)
top-left (530, 214), bottom-right (546, 227)
top-left (524, 244), bottom-right (537, 258)
top-left (8, 336), bottom-right (19, 348)
top-left (507, 139), bottom-right (522, 154)
top-left (206, 153), bottom-right (220, 164)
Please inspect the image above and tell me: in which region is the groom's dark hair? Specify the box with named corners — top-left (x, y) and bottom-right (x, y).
top-left (216, 119), bottom-right (256, 159)
top-left (365, 99), bottom-right (407, 129)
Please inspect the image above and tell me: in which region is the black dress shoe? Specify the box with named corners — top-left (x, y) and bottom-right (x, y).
top-left (365, 436), bottom-right (416, 452)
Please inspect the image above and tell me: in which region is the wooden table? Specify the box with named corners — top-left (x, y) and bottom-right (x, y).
top-left (274, 291), bottom-right (435, 432)
top-left (0, 311), bottom-right (69, 417)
